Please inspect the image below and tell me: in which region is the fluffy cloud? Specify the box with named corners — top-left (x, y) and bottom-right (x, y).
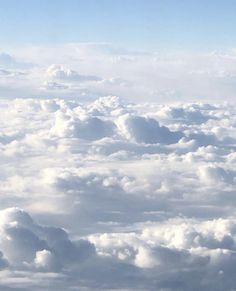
top-left (116, 114), bottom-right (183, 144)
top-left (51, 111), bottom-right (115, 140)
top-left (0, 207), bottom-right (95, 271)
top-left (46, 65), bottom-right (101, 83)
top-left (0, 96), bottom-right (235, 290)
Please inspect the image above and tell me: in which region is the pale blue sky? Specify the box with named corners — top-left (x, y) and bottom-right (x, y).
top-left (0, 0), bottom-right (236, 51)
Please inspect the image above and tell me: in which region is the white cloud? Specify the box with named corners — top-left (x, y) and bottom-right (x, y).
top-left (42, 81), bottom-right (69, 91)
top-left (0, 96), bottom-right (234, 289)
top-left (0, 207), bottom-right (95, 271)
top-left (116, 114), bottom-right (183, 144)
top-left (51, 110), bottom-right (115, 140)
top-left (2, 44), bottom-right (236, 101)
top-left (46, 64), bottom-right (101, 83)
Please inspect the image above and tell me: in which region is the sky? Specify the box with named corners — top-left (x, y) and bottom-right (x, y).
top-left (1, 0), bottom-right (236, 51)
top-left (1, 2), bottom-right (236, 290)
top-left (0, 0), bottom-right (236, 101)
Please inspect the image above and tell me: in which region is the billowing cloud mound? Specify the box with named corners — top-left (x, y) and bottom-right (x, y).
top-left (51, 111), bottom-right (115, 140)
top-left (0, 207), bottom-right (95, 271)
top-left (47, 65), bottom-right (101, 83)
top-left (0, 96), bottom-right (235, 290)
top-left (117, 114), bottom-right (183, 144)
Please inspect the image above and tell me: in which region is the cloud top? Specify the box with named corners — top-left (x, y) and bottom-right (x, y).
top-left (0, 96), bottom-right (235, 290)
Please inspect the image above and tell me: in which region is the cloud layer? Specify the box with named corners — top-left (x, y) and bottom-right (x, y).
top-left (0, 96), bottom-right (235, 290)
top-left (2, 44), bottom-right (236, 101)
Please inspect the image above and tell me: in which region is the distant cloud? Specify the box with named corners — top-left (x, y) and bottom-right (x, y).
top-left (1, 44), bottom-right (236, 100)
top-left (46, 64), bottom-right (101, 83)
top-left (42, 80), bottom-right (69, 90)
top-left (0, 53), bottom-right (17, 68)
top-left (0, 52), bottom-right (33, 69)
top-left (0, 68), bottom-right (26, 77)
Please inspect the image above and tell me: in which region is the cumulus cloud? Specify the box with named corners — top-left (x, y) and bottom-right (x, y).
top-left (46, 64), bottom-right (101, 83)
top-left (0, 207), bottom-right (95, 272)
top-left (88, 217), bottom-right (236, 288)
top-left (51, 110), bottom-right (115, 140)
top-left (116, 114), bottom-right (183, 144)
top-left (157, 104), bottom-right (217, 124)
top-left (0, 96), bottom-right (235, 290)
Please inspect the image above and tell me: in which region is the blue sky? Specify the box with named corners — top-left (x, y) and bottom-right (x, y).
top-left (1, 0), bottom-right (236, 51)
